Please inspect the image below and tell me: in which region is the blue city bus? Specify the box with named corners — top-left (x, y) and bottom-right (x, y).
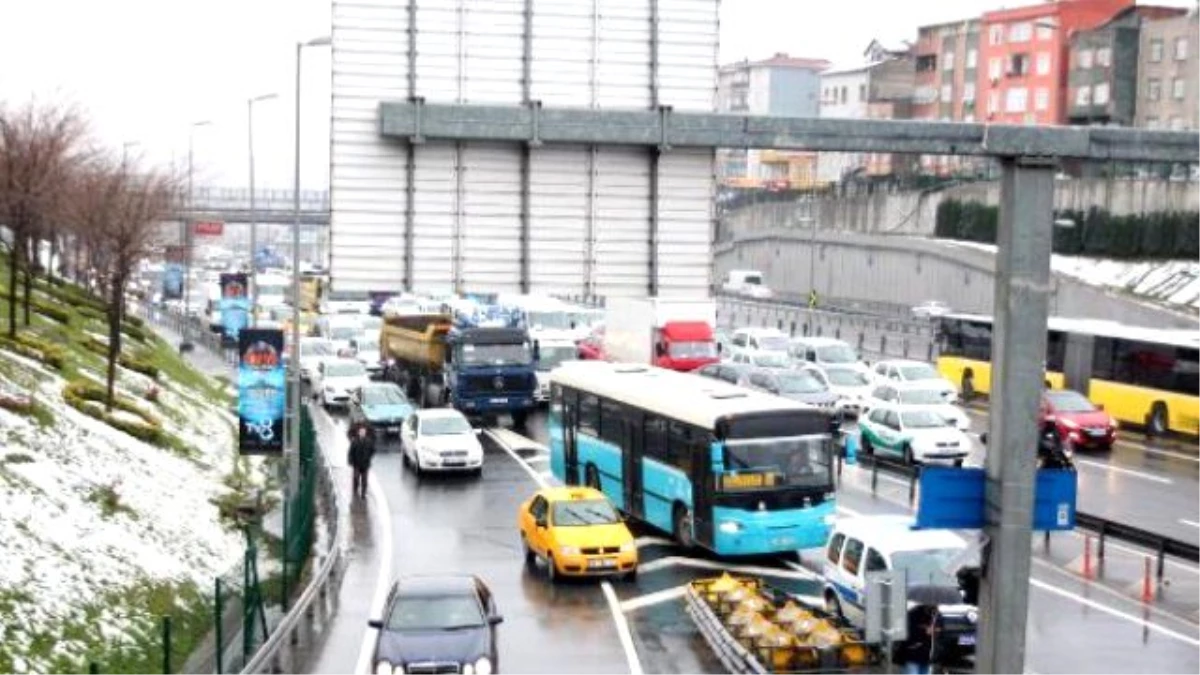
top-left (548, 361), bottom-right (839, 556)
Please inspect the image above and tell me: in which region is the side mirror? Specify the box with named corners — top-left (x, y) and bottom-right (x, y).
top-left (488, 614), bottom-right (505, 625)
top-left (367, 619), bottom-right (383, 630)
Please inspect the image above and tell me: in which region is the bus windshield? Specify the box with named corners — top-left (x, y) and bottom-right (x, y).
top-left (460, 343), bottom-right (533, 367)
top-left (722, 436), bottom-right (832, 490)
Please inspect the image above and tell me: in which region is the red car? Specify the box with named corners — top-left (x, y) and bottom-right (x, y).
top-left (1041, 389), bottom-right (1117, 452)
top-left (577, 326), bottom-right (606, 361)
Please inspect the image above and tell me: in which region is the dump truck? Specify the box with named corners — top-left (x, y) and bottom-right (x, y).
top-left (379, 312), bottom-right (539, 426)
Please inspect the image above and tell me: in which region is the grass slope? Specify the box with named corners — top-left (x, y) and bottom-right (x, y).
top-left (0, 266), bottom-right (266, 674)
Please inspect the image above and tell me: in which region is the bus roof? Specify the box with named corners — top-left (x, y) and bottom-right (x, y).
top-left (940, 313), bottom-right (1200, 350)
top-left (549, 360), bottom-right (825, 431)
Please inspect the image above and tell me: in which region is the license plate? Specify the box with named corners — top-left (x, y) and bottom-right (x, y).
top-left (588, 558), bottom-right (616, 569)
top-left (445, 461), bottom-right (465, 467)
top-left (958, 635), bottom-right (976, 646)
top-left (491, 397), bottom-right (508, 404)
top-left (387, 426), bottom-right (400, 433)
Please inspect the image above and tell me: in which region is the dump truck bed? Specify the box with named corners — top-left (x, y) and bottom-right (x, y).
top-left (380, 313), bottom-right (452, 371)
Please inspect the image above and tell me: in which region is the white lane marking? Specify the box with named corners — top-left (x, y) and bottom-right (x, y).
top-left (1029, 556), bottom-right (1200, 629)
top-left (1180, 519), bottom-right (1200, 528)
top-left (634, 536), bottom-right (676, 549)
top-left (1073, 458), bottom-right (1173, 484)
top-left (539, 470), bottom-right (554, 481)
top-left (620, 585), bottom-right (688, 612)
top-left (1030, 578), bottom-right (1200, 646)
top-left (354, 438), bottom-right (395, 673)
top-left (525, 454), bottom-right (550, 464)
top-left (601, 581), bottom-right (644, 675)
top-left (485, 429), bottom-right (549, 488)
top-left (1128, 443), bottom-right (1200, 463)
top-left (638, 555), bottom-right (817, 581)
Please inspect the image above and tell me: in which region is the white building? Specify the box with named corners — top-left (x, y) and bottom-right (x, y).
top-left (330, 0), bottom-right (720, 300)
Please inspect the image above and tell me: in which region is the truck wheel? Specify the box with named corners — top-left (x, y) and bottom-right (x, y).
top-left (512, 410), bottom-right (528, 429)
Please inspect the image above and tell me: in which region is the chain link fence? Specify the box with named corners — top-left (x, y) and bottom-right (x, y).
top-left (84, 308), bottom-right (330, 674)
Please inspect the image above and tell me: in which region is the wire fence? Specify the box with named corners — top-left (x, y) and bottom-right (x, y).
top-left (84, 309), bottom-right (327, 675)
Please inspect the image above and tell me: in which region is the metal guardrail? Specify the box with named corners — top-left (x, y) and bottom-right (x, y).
top-left (716, 295), bottom-right (938, 364)
top-left (854, 453), bottom-right (1200, 579)
top-left (241, 438), bottom-right (345, 674)
top-left (684, 586), bottom-right (768, 675)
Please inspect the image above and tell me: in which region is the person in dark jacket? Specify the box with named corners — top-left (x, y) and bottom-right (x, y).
top-left (347, 423), bottom-right (376, 499)
top-left (895, 604), bottom-right (936, 674)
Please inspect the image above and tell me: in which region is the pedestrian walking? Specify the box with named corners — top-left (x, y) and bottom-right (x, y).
top-left (348, 423), bottom-right (376, 500)
top-left (895, 604), bottom-right (937, 675)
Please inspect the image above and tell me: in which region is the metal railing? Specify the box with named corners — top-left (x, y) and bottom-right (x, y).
top-left (853, 452), bottom-right (1199, 580)
top-left (716, 295), bottom-right (938, 363)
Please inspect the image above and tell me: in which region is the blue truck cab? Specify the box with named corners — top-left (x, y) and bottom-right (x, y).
top-left (444, 308), bottom-right (539, 426)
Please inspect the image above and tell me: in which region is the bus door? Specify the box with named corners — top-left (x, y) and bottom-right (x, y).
top-left (621, 411), bottom-right (644, 519)
top-left (691, 436), bottom-right (715, 549)
top-left (563, 392), bottom-right (579, 485)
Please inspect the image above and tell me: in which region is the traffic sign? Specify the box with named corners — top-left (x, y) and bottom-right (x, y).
top-left (914, 466), bottom-right (1077, 532)
top-left (194, 221), bottom-right (225, 237)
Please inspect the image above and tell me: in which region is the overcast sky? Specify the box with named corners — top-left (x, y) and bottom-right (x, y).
top-left (0, 0), bottom-right (1190, 191)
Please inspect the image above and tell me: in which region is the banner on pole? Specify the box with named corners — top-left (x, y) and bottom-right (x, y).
top-left (238, 328), bottom-right (285, 455)
top-left (219, 273), bottom-right (251, 344)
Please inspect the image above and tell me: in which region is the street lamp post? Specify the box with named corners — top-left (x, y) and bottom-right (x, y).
top-left (247, 93), bottom-right (278, 329)
top-left (181, 120), bottom-right (212, 351)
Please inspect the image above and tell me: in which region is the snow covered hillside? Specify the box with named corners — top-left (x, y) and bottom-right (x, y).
top-left (0, 337), bottom-right (261, 673)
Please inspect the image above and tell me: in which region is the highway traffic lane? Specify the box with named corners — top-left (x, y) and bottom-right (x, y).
top-left (832, 473), bottom-right (1200, 674)
top-left (374, 432), bottom-right (633, 674)
top-left (963, 408), bottom-right (1199, 546)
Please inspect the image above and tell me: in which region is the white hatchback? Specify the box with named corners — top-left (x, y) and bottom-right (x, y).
top-left (870, 359), bottom-right (957, 402)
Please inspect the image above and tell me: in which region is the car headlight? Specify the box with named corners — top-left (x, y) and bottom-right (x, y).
top-left (373, 661), bottom-right (392, 675)
top-left (718, 520), bottom-right (743, 534)
top-left (620, 541), bottom-right (636, 553)
top-left (474, 657), bottom-right (493, 675)
top-left (559, 545), bottom-right (580, 556)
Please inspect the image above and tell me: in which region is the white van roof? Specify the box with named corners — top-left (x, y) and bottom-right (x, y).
top-left (832, 515), bottom-right (968, 555)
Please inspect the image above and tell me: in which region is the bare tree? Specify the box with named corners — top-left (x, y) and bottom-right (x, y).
top-left (0, 100), bottom-right (88, 336)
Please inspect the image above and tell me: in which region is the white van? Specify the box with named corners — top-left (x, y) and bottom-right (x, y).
top-left (722, 269), bottom-right (773, 299)
top-left (729, 327), bottom-right (791, 361)
top-left (821, 516), bottom-right (976, 629)
top-left (789, 337), bottom-right (870, 377)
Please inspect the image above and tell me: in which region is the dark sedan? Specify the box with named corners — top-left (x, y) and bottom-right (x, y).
top-left (369, 575), bottom-right (503, 675)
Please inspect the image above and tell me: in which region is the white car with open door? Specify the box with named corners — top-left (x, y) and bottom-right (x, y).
top-left (400, 408), bottom-right (484, 475)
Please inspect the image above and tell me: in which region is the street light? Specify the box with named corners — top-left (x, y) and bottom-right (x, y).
top-left (181, 120), bottom-right (212, 352)
top-left (247, 92), bottom-right (279, 328)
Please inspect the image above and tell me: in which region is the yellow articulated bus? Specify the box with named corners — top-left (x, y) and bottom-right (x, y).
top-left (935, 313), bottom-right (1199, 437)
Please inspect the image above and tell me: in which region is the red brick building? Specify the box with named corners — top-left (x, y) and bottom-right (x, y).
top-left (978, 0), bottom-right (1134, 125)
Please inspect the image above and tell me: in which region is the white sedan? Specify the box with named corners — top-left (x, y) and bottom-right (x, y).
top-left (313, 358), bottom-right (370, 410)
top-left (400, 409), bottom-right (484, 475)
top-left (864, 382), bottom-right (971, 431)
top-left (870, 359), bottom-right (958, 402)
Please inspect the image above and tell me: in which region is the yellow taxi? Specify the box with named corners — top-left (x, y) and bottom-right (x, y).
top-left (517, 487), bottom-right (638, 582)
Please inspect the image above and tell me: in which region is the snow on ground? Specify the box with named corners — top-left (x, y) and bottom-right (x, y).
top-left (936, 239), bottom-right (1200, 312)
top-left (0, 349), bottom-right (252, 674)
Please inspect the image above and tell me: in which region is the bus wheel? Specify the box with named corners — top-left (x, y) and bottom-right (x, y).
top-left (584, 465), bottom-right (601, 490)
top-left (673, 505), bottom-right (694, 549)
top-left (1147, 402), bottom-right (1169, 437)
top-left (961, 372), bottom-right (976, 403)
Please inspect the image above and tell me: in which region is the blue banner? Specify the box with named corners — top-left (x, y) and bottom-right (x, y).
top-left (219, 273), bottom-right (250, 344)
top-left (238, 328), bottom-right (285, 455)
top-left (162, 263), bottom-right (185, 300)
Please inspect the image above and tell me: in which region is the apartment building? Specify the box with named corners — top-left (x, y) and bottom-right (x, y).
top-left (913, 18), bottom-right (982, 175)
top-left (978, 0), bottom-right (1134, 125)
top-left (1136, 10), bottom-right (1199, 130)
top-left (716, 53), bottom-right (829, 188)
top-left (817, 43), bottom-right (916, 185)
top-left (1067, 5), bottom-right (1187, 126)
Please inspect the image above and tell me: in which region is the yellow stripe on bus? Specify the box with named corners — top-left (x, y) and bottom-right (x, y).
top-left (1087, 379), bottom-right (1200, 436)
top-left (936, 357), bottom-right (1064, 397)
